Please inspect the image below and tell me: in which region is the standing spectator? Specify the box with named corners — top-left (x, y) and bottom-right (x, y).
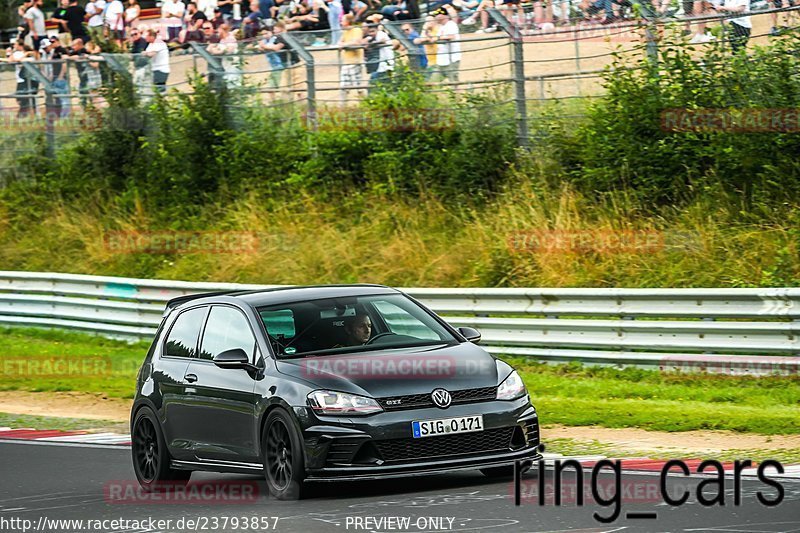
top-left (23, 0), bottom-right (46, 51)
top-left (64, 0), bottom-right (89, 43)
top-left (208, 23), bottom-right (241, 87)
top-left (105, 0), bottom-right (126, 47)
top-left (338, 13), bottom-right (363, 100)
top-left (65, 37), bottom-right (91, 106)
top-left (143, 28), bottom-right (170, 92)
top-left (327, 0), bottom-right (344, 44)
top-left (86, 0), bottom-right (107, 41)
top-left (362, 23), bottom-right (394, 88)
top-left (1, 40), bottom-right (37, 118)
top-left (258, 21), bottom-right (298, 89)
top-left (125, 0), bottom-right (142, 34)
top-left (50, 0), bottom-right (72, 45)
top-left (713, 0), bottom-right (750, 53)
top-left (40, 37), bottom-right (71, 117)
top-left (401, 22), bottom-right (428, 74)
top-left (432, 11), bottom-right (460, 83)
top-left (162, 0), bottom-right (187, 42)
top-left (769, 0), bottom-right (798, 35)
top-left (128, 27), bottom-right (152, 97)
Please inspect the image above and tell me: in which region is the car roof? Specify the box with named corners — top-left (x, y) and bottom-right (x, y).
top-left (167, 284), bottom-right (401, 311)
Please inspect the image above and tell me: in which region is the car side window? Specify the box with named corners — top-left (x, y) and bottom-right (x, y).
top-left (198, 306), bottom-right (256, 362)
top-left (163, 306), bottom-right (208, 358)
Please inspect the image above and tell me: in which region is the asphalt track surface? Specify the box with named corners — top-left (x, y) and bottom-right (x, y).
top-left (1, 440), bottom-right (798, 533)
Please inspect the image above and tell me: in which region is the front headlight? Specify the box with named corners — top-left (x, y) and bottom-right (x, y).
top-left (496, 370), bottom-right (526, 400)
top-left (307, 390), bottom-right (383, 415)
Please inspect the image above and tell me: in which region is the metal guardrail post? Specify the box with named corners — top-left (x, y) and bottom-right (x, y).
top-left (281, 32), bottom-right (316, 130)
top-left (488, 8), bottom-right (529, 148)
top-left (21, 62), bottom-right (56, 158)
top-left (189, 42), bottom-right (226, 91)
top-left (100, 53), bottom-right (133, 81)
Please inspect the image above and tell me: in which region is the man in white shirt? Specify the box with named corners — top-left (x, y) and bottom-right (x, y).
top-left (712, 0), bottom-right (751, 53)
top-left (104, 0), bottom-right (125, 44)
top-left (86, 0), bottom-right (107, 39)
top-left (433, 11), bottom-right (461, 83)
top-left (162, 0), bottom-right (187, 42)
top-left (143, 28), bottom-right (171, 92)
top-left (23, 0), bottom-right (47, 50)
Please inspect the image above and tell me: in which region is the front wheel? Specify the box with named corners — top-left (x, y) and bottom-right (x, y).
top-left (131, 407), bottom-right (191, 491)
top-left (262, 409), bottom-right (306, 500)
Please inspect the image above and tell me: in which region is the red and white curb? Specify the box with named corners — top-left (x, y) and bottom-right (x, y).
top-left (0, 426), bottom-right (131, 445)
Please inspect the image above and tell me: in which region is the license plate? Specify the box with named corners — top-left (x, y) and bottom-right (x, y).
top-left (412, 415), bottom-right (484, 438)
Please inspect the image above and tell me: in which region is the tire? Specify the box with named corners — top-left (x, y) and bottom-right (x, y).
top-left (131, 407), bottom-right (191, 491)
top-left (262, 409), bottom-right (306, 500)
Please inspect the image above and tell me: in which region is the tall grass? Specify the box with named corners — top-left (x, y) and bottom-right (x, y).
top-left (1, 179), bottom-right (797, 287)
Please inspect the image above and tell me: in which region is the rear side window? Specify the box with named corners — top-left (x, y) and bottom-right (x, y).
top-left (163, 307), bottom-right (208, 358)
top-left (198, 306), bottom-right (256, 361)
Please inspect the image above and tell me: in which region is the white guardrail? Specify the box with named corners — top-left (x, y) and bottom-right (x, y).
top-left (1, 271), bottom-right (799, 375)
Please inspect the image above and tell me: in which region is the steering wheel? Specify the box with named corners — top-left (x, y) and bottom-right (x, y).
top-left (365, 332), bottom-right (394, 345)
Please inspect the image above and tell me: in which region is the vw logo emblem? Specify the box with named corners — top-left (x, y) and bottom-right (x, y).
top-left (431, 388), bottom-right (451, 409)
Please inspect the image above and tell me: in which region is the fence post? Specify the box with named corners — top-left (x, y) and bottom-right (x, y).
top-left (189, 42), bottom-right (226, 91)
top-left (281, 32), bottom-right (316, 130)
top-left (488, 8), bottom-right (529, 148)
top-left (21, 62), bottom-right (56, 158)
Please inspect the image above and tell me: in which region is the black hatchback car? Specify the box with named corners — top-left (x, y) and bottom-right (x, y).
top-left (131, 285), bottom-right (541, 499)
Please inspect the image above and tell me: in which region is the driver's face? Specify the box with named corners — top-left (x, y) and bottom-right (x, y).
top-left (350, 316), bottom-right (372, 344)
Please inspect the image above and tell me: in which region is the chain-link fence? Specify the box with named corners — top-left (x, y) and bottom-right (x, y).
top-left (0, 4), bottom-right (797, 176)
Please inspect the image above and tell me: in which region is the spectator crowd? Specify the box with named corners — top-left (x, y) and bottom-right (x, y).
top-left (1, 0), bottom-right (790, 116)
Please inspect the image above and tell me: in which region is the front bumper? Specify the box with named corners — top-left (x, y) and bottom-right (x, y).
top-left (294, 395), bottom-right (540, 481)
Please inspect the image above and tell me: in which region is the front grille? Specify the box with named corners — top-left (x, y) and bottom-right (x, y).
top-left (375, 427), bottom-right (514, 462)
top-left (377, 386), bottom-right (497, 411)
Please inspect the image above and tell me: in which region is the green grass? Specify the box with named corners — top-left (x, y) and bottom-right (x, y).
top-left (0, 412), bottom-right (127, 433)
top-left (0, 327), bottom-right (149, 399)
top-left (543, 438), bottom-right (800, 464)
top-left (504, 358), bottom-right (800, 435)
top-left (1, 328), bottom-right (798, 435)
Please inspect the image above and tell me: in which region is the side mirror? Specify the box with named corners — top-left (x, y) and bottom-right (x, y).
top-left (457, 326), bottom-right (481, 344)
top-left (213, 348), bottom-right (251, 369)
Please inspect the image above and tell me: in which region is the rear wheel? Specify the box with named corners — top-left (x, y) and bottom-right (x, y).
top-left (262, 409), bottom-right (306, 500)
top-left (131, 407), bottom-right (191, 491)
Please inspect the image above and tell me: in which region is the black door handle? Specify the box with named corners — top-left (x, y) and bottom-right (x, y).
top-left (185, 373), bottom-right (198, 383)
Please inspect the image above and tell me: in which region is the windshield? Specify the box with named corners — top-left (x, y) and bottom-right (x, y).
top-left (257, 293), bottom-right (457, 357)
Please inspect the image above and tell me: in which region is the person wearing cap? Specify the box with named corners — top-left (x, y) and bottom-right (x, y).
top-left (431, 10), bottom-right (460, 84)
top-left (40, 37), bottom-right (70, 118)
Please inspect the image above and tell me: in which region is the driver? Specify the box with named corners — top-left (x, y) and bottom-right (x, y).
top-left (343, 313), bottom-right (372, 346)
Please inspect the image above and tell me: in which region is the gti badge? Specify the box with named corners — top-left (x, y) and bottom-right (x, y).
top-left (431, 388), bottom-right (452, 408)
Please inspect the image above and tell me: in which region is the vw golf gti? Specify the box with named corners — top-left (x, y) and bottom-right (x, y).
top-left (131, 285), bottom-right (541, 499)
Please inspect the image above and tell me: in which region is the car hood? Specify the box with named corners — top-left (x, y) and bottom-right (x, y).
top-left (275, 342), bottom-right (506, 398)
